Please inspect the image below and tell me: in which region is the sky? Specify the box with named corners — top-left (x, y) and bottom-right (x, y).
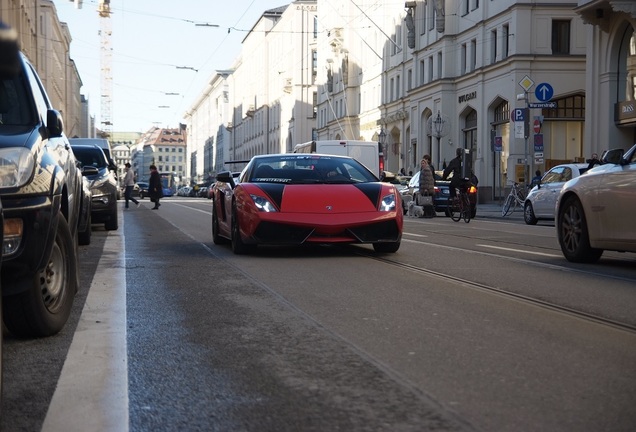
top-left (54, 0), bottom-right (288, 133)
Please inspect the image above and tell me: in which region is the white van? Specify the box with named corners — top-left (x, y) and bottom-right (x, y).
top-left (293, 140), bottom-right (383, 177)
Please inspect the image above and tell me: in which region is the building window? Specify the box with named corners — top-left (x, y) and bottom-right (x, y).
top-left (491, 29), bottom-right (497, 64)
top-left (407, 69), bottom-right (412, 91)
top-left (312, 50), bottom-right (317, 83)
top-left (461, 43), bottom-right (467, 74)
top-left (552, 20), bottom-right (571, 55)
top-left (544, 94), bottom-right (585, 119)
top-left (493, 100), bottom-right (510, 123)
top-left (437, 52), bottom-right (442, 79)
top-left (390, 78), bottom-right (395, 101)
top-left (420, 60), bottom-right (426, 85)
top-left (470, 39), bottom-right (477, 71)
top-left (396, 75), bottom-right (401, 99)
top-left (503, 24), bottom-right (509, 58)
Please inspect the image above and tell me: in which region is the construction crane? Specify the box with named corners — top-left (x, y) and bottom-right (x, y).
top-left (97, 0), bottom-right (112, 137)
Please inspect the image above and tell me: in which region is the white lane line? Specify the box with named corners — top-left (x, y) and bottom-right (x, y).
top-left (476, 244), bottom-right (561, 258)
top-left (42, 213), bottom-right (128, 432)
top-left (403, 232), bottom-right (428, 238)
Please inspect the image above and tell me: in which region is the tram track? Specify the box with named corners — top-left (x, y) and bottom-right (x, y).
top-left (356, 250), bottom-right (636, 335)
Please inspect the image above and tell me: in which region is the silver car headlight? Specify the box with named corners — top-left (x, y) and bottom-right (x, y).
top-left (250, 194), bottom-right (278, 212)
top-left (0, 147), bottom-right (35, 188)
top-left (380, 193), bottom-right (397, 211)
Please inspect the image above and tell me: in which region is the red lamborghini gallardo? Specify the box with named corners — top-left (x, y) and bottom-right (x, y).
top-left (211, 154), bottom-right (403, 254)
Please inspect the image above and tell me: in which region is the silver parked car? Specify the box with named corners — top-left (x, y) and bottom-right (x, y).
top-left (555, 144), bottom-right (636, 263)
top-left (523, 163), bottom-right (589, 225)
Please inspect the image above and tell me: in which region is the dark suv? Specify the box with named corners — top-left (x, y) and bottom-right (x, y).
top-left (70, 143), bottom-right (119, 231)
top-left (0, 32), bottom-right (82, 337)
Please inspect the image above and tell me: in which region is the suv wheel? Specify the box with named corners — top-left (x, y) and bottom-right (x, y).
top-left (105, 207), bottom-right (118, 230)
top-left (3, 216), bottom-right (78, 337)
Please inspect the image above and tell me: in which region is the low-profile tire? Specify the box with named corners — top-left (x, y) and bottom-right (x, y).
top-left (557, 195), bottom-right (603, 263)
top-left (373, 241), bottom-right (401, 253)
top-left (3, 216), bottom-right (77, 337)
top-left (78, 211), bottom-right (92, 245)
top-left (231, 206), bottom-right (253, 255)
top-left (470, 205), bottom-right (477, 219)
top-left (523, 202), bottom-right (538, 225)
top-left (211, 201), bottom-right (228, 245)
top-left (105, 207), bottom-right (118, 231)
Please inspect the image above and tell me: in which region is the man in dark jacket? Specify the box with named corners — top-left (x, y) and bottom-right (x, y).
top-left (148, 164), bottom-right (163, 209)
top-left (443, 148), bottom-right (463, 199)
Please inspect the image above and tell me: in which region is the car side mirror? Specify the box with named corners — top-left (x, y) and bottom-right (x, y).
top-left (601, 148), bottom-right (624, 165)
top-left (216, 170), bottom-right (235, 188)
top-left (46, 109), bottom-right (64, 138)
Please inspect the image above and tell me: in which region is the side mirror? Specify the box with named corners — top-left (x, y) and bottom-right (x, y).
top-left (216, 171), bottom-right (235, 187)
top-left (601, 148), bottom-right (624, 165)
top-left (46, 109), bottom-right (64, 138)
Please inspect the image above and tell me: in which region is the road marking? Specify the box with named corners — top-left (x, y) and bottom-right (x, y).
top-left (42, 212), bottom-right (129, 432)
top-left (476, 244), bottom-right (561, 258)
top-left (403, 232), bottom-right (428, 238)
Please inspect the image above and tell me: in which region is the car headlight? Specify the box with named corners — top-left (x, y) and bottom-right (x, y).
top-left (0, 147), bottom-right (35, 189)
top-left (250, 194), bottom-right (278, 212)
top-left (380, 193), bottom-right (397, 211)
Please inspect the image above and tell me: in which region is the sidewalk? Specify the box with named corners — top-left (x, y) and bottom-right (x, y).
top-left (475, 202), bottom-right (523, 221)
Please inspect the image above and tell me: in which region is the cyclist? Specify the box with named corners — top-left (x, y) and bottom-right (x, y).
top-left (443, 148), bottom-right (463, 199)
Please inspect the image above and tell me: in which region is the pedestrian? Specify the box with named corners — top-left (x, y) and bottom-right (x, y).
top-left (443, 148), bottom-right (463, 199)
top-left (123, 163), bottom-right (140, 209)
top-left (423, 154), bottom-right (435, 174)
top-left (531, 169), bottom-right (542, 187)
top-left (148, 164), bottom-right (163, 210)
top-left (587, 152), bottom-right (601, 169)
top-left (418, 157), bottom-right (436, 217)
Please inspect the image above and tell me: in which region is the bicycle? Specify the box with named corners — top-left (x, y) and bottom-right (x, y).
top-left (449, 181), bottom-right (472, 223)
top-left (501, 182), bottom-right (527, 216)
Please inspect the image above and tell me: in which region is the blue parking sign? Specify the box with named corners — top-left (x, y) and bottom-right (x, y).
top-left (512, 108), bottom-right (525, 122)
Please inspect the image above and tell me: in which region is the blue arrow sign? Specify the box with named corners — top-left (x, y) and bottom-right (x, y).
top-left (535, 83), bottom-right (554, 102)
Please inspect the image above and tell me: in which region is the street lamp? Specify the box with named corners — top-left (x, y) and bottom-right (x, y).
top-left (378, 128), bottom-right (386, 168)
top-left (431, 111), bottom-right (449, 168)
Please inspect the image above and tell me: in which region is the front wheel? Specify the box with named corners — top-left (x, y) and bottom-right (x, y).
top-left (373, 241), bottom-right (401, 253)
top-left (449, 197), bottom-right (461, 222)
top-left (524, 202), bottom-right (538, 225)
top-left (502, 194), bottom-right (514, 216)
top-left (462, 195), bottom-right (471, 223)
top-left (231, 206), bottom-right (254, 255)
top-left (557, 196), bottom-right (603, 263)
top-left (3, 216), bottom-right (78, 337)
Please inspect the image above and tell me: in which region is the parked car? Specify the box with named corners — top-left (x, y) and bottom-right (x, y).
top-left (401, 170), bottom-right (477, 218)
top-left (211, 154), bottom-right (403, 254)
top-left (0, 39), bottom-right (82, 337)
top-left (70, 143), bottom-right (119, 231)
top-left (555, 144), bottom-right (636, 263)
top-left (137, 181), bottom-right (149, 199)
top-left (523, 163), bottom-right (589, 225)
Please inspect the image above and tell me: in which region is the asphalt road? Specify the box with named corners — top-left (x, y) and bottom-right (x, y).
top-left (2, 198), bottom-right (635, 432)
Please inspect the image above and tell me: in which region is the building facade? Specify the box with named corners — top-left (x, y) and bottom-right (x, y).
top-left (131, 127), bottom-right (187, 185)
top-left (1, 0), bottom-right (84, 139)
top-left (185, 1), bottom-right (318, 183)
top-left (575, 0), bottom-right (636, 150)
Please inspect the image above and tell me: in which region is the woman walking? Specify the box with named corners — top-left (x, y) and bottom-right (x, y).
top-left (148, 164), bottom-right (163, 210)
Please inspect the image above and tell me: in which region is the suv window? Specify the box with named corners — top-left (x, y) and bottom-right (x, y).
top-left (0, 75), bottom-right (35, 126)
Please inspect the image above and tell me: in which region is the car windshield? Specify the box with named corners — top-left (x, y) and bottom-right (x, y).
top-left (72, 146), bottom-right (108, 169)
top-left (249, 155), bottom-right (378, 184)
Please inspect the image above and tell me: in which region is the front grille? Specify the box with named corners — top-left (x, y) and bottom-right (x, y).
top-left (253, 221), bottom-right (313, 244)
top-left (348, 220), bottom-right (400, 242)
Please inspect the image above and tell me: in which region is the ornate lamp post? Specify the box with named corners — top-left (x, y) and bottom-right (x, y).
top-left (431, 111), bottom-right (449, 169)
top-left (379, 128), bottom-right (386, 168)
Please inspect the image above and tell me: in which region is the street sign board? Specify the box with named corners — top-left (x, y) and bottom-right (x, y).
top-left (494, 136), bottom-right (502, 152)
top-left (534, 133), bottom-right (544, 152)
top-left (519, 75), bottom-right (534, 92)
top-left (535, 83), bottom-right (554, 102)
top-left (528, 102), bottom-right (557, 109)
top-left (512, 108), bottom-right (525, 122)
